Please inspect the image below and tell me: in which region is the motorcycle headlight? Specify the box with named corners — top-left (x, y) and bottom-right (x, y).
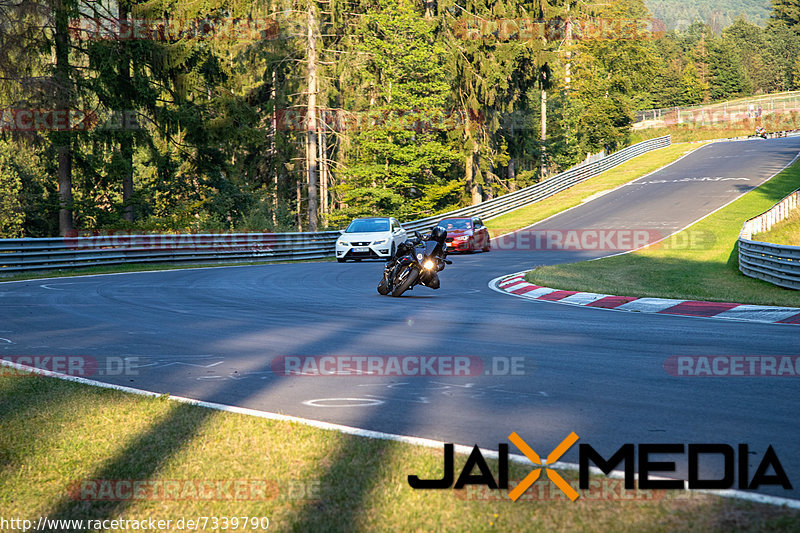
top-left (423, 260), bottom-right (434, 270)
top-left (416, 253), bottom-right (423, 261)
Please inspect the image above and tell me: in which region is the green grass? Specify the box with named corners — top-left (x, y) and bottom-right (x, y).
top-left (485, 142), bottom-right (708, 237)
top-left (754, 206), bottom-right (800, 246)
top-left (1, 372), bottom-right (798, 532)
top-left (0, 257), bottom-right (333, 283)
top-left (527, 159), bottom-right (800, 308)
top-left (630, 125), bottom-right (755, 144)
top-left (630, 114), bottom-right (800, 145)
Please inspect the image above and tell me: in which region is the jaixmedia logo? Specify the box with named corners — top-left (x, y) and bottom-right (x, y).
top-left (408, 433), bottom-right (792, 501)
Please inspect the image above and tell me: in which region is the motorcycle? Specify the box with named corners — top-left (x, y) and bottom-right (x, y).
top-left (755, 126), bottom-right (768, 139)
top-left (377, 229), bottom-right (451, 297)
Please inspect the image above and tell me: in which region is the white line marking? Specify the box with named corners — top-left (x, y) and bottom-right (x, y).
top-left (0, 338), bottom-right (13, 344)
top-left (489, 141), bottom-right (713, 242)
top-left (593, 149), bottom-right (800, 261)
top-left (0, 260), bottom-right (322, 285)
top-left (0, 358), bottom-right (797, 508)
top-left (39, 284), bottom-right (65, 291)
top-left (489, 147), bottom-right (800, 327)
top-left (364, 394), bottom-right (430, 404)
top-left (303, 398), bottom-right (385, 407)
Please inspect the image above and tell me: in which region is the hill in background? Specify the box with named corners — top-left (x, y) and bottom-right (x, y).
top-left (646, 0), bottom-right (771, 31)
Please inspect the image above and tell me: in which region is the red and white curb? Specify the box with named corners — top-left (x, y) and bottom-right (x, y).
top-left (491, 273), bottom-right (800, 325)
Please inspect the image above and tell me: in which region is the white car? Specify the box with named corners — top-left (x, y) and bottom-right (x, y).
top-left (336, 217), bottom-right (407, 262)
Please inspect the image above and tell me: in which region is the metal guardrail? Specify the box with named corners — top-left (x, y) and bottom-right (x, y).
top-left (738, 189), bottom-right (800, 290)
top-left (0, 232), bottom-right (340, 274)
top-left (0, 135), bottom-right (670, 275)
top-left (402, 135), bottom-right (671, 232)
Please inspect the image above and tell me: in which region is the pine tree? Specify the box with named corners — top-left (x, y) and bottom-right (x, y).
top-left (708, 36), bottom-right (752, 100)
top-left (681, 61), bottom-right (707, 105)
top-left (770, 0), bottom-right (800, 32)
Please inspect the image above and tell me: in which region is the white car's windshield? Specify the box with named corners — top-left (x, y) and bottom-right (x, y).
top-left (346, 219), bottom-right (390, 233)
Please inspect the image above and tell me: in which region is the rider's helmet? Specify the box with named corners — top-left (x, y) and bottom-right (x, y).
top-left (430, 226), bottom-right (447, 243)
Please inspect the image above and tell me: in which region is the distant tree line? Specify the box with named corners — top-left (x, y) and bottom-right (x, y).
top-left (1, 0), bottom-right (799, 237)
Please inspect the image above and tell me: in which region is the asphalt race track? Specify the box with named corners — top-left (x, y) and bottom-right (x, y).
top-left (3, 137), bottom-right (800, 500)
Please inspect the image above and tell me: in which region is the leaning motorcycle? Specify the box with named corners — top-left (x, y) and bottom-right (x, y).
top-left (377, 228), bottom-right (450, 297)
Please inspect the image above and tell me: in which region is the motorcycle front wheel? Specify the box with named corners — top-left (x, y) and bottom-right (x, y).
top-left (391, 267), bottom-right (419, 297)
top-left (377, 275), bottom-right (391, 295)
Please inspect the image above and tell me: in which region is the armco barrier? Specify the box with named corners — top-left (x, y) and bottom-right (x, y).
top-left (0, 232), bottom-right (340, 274)
top-left (738, 189), bottom-right (800, 290)
top-left (402, 135), bottom-right (670, 231)
top-left (0, 136), bottom-right (670, 275)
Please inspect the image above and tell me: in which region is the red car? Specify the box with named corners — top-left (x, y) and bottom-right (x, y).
top-left (438, 217), bottom-right (491, 253)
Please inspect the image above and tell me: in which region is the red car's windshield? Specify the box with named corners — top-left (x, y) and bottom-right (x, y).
top-left (438, 219), bottom-right (472, 231)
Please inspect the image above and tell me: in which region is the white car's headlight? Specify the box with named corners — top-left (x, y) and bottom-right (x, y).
top-left (372, 239), bottom-right (387, 245)
top-left (338, 240), bottom-right (349, 246)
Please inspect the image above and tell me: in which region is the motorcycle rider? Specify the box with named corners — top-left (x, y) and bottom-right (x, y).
top-left (381, 226), bottom-right (448, 291)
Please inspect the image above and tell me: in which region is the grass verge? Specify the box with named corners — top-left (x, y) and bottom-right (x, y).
top-left (0, 257), bottom-right (333, 284)
top-left (754, 206), bottom-right (800, 246)
top-left (485, 142), bottom-right (708, 237)
top-left (630, 114), bottom-right (800, 145)
top-left (1, 372), bottom-right (798, 532)
top-left (526, 158), bottom-right (800, 308)
top-left (630, 125), bottom-right (754, 144)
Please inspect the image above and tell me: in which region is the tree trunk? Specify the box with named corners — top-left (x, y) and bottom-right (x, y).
top-left (54, 0), bottom-right (73, 235)
top-left (296, 177), bottom-right (302, 232)
top-left (305, 1), bottom-right (319, 231)
top-left (565, 6), bottom-right (572, 92)
top-left (424, 0), bottom-right (436, 18)
top-left (120, 1), bottom-right (134, 223)
top-left (540, 88), bottom-right (547, 180)
top-left (319, 127), bottom-right (328, 220)
top-left (271, 69), bottom-right (278, 226)
top-left (464, 113), bottom-right (482, 205)
top-left (485, 160), bottom-right (494, 200)
top-left (470, 145), bottom-right (482, 204)
top-left (507, 157), bottom-right (516, 191)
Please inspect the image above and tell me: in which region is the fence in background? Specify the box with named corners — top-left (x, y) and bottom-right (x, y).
top-left (634, 91), bottom-right (800, 130)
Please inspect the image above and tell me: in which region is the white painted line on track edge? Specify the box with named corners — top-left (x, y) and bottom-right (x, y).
top-left (1, 359), bottom-right (798, 508)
